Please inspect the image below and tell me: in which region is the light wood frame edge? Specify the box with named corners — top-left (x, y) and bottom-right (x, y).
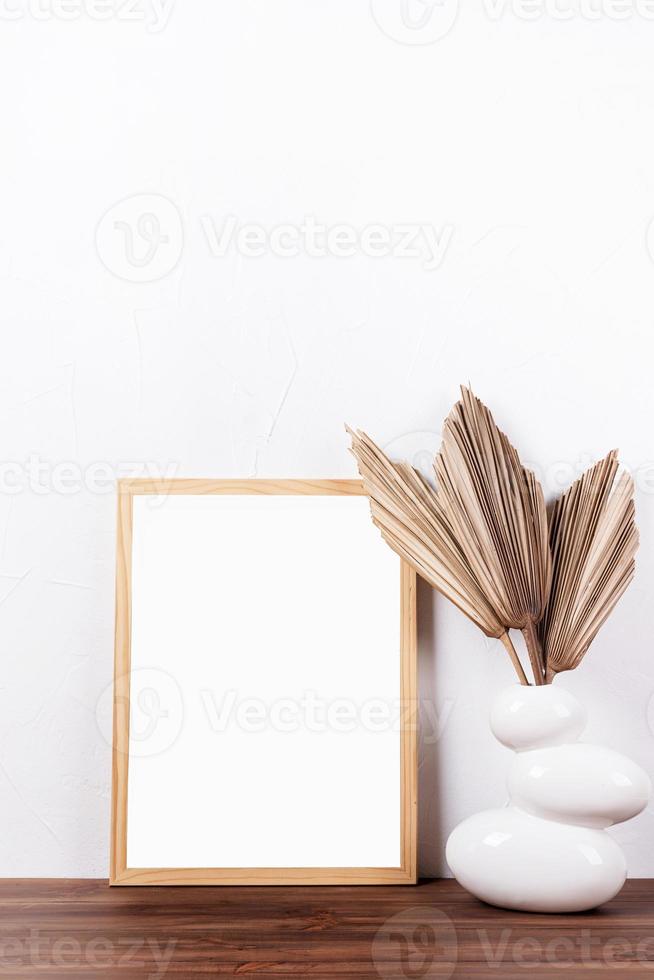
top-left (110, 479), bottom-right (417, 886)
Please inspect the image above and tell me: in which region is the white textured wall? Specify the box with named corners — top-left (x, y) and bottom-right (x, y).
top-left (1, 0), bottom-right (654, 877)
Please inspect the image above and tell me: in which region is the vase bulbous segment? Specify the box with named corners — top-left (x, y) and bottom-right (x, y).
top-left (446, 684), bottom-right (651, 913)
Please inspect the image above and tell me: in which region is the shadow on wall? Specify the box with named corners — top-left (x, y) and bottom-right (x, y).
top-left (417, 575), bottom-right (444, 878)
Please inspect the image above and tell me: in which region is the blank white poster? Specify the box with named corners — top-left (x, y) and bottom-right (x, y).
top-left (126, 493), bottom-right (402, 869)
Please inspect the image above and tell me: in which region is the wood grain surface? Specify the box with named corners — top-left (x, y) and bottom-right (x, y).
top-left (1, 878), bottom-right (654, 977)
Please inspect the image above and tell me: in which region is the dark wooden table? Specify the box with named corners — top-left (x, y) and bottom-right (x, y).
top-left (1, 878), bottom-right (653, 977)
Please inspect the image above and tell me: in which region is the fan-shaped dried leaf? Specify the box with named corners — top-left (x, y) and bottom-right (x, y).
top-left (539, 451), bottom-right (638, 680)
top-left (435, 387), bottom-right (551, 682)
top-left (348, 426), bottom-right (530, 685)
top-left (348, 428), bottom-right (505, 635)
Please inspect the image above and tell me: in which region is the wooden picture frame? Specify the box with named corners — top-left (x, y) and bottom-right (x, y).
top-left (110, 479), bottom-right (417, 885)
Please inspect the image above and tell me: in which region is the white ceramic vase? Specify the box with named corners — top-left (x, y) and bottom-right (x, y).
top-left (446, 684), bottom-right (651, 913)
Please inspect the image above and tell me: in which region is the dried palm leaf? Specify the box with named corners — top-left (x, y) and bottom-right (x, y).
top-left (539, 451), bottom-right (638, 682)
top-left (435, 388), bottom-right (552, 684)
top-left (348, 426), bottom-right (529, 685)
